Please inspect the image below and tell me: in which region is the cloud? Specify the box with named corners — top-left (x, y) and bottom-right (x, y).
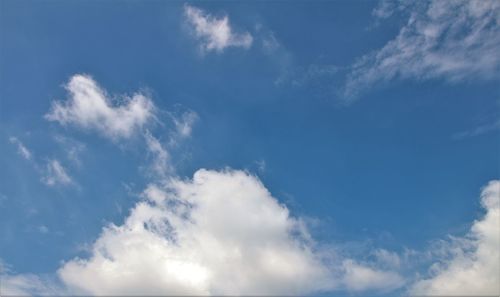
top-left (0, 273), bottom-right (61, 296)
top-left (453, 119), bottom-right (500, 139)
top-left (26, 75), bottom-right (407, 295)
top-left (41, 159), bottom-right (72, 186)
top-left (409, 180), bottom-right (500, 296)
top-left (144, 132), bottom-right (171, 178)
top-left (38, 225), bottom-right (49, 234)
top-left (172, 110), bottom-right (198, 139)
top-left (9, 137), bottom-right (32, 160)
top-left (45, 74), bottom-right (155, 140)
top-left (373, 248), bottom-right (402, 269)
top-left (58, 169), bottom-right (336, 295)
top-left (54, 135), bottom-right (86, 166)
top-left (341, 259), bottom-right (405, 292)
top-left (184, 4), bottom-right (253, 53)
top-left (344, 0), bottom-right (500, 100)
top-left (255, 159), bottom-right (266, 173)
top-left (0, 261), bottom-right (63, 296)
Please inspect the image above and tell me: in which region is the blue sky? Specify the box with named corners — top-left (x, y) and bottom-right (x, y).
top-left (0, 0), bottom-right (499, 296)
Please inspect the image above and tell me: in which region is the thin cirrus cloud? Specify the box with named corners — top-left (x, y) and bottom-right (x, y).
top-left (343, 0), bottom-right (500, 100)
top-left (144, 131), bottom-right (171, 178)
top-left (45, 74), bottom-right (156, 140)
top-left (8, 136), bottom-right (78, 188)
top-left (8, 137), bottom-right (32, 160)
top-left (184, 4), bottom-right (253, 53)
top-left (41, 159), bottom-right (72, 186)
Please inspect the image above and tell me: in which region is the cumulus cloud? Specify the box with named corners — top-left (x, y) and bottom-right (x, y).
top-left (410, 180), bottom-right (500, 296)
top-left (184, 4), bottom-right (253, 53)
top-left (41, 159), bottom-right (72, 186)
top-left (58, 169), bottom-right (335, 295)
top-left (344, 0), bottom-right (500, 100)
top-left (45, 74), bottom-right (155, 140)
top-left (9, 136), bottom-right (32, 160)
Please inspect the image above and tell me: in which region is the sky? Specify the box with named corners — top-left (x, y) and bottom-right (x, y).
top-left (0, 0), bottom-right (499, 296)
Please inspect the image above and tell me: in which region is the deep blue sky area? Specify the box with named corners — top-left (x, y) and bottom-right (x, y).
top-left (0, 1), bottom-right (499, 296)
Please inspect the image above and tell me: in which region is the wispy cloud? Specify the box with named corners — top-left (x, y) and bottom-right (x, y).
top-left (41, 159), bottom-right (72, 186)
top-left (38, 225), bottom-right (49, 234)
top-left (453, 119), bottom-right (500, 139)
top-left (343, 0), bottom-right (500, 100)
top-left (144, 132), bottom-right (171, 178)
top-left (45, 74), bottom-right (155, 140)
top-left (0, 260), bottom-right (64, 296)
top-left (54, 135), bottom-right (86, 166)
top-left (341, 259), bottom-right (404, 292)
top-left (9, 137), bottom-right (32, 160)
top-left (184, 4), bottom-right (253, 53)
top-left (171, 110), bottom-right (198, 141)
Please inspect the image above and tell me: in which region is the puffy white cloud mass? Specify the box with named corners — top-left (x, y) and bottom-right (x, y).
top-left (184, 4), bottom-right (253, 53)
top-left (344, 0), bottom-right (500, 99)
top-left (410, 180), bottom-right (500, 296)
top-left (41, 159), bottom-right (72, 186)
top-left (45, 74), bottom-right (155, 140)
top-left (57, 169), bottom-right (335, 295)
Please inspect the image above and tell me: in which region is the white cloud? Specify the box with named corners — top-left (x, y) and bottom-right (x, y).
top-left (172, 110), bottom-right (198, 139)
top-left (0, 261), bottom-right (63, 296)
top-left (9, 136), bottom-right (32, 160)
top-left (45, 74), bottom-right (155, 140)
top-left (41, 159), bottom-right (72, 186)
top-left (344, 0), bottom-right (500, 99)
top-left (373, 248), bottom-right (402, 269)
top-left (58, 169), bottom-right (336, 295)
top-left (409, 180), bottom-right (500, 296)
top-left (144, 132), bottom-right (171, 178)
top-left (0, 273), bottom-right (61, 296)
top-left (341, 259), bottom-right (405, 292)
top-left (184, 4), bottom-right (253, 53)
